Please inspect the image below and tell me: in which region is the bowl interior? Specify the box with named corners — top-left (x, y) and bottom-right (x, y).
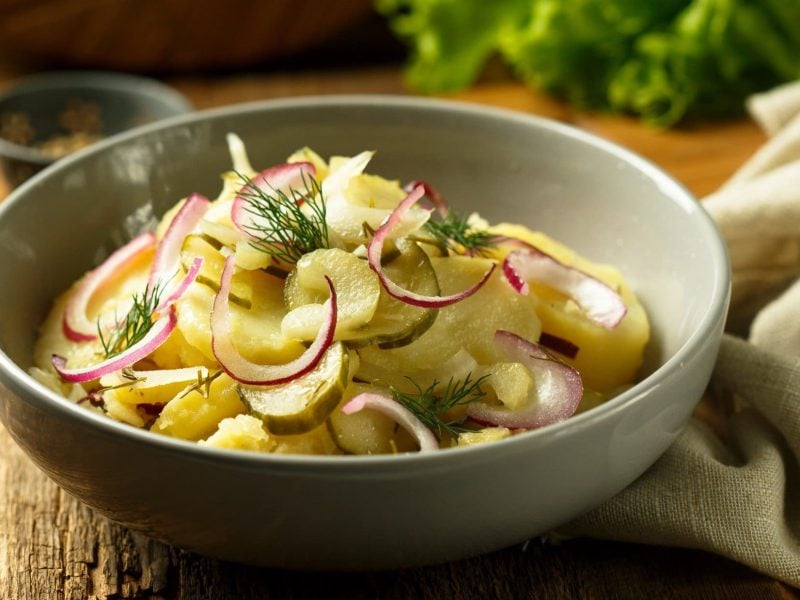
top-left (0, 96), bottom-right (726, 419)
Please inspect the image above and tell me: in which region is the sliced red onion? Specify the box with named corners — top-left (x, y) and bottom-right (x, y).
top-left (501, 246), bottom-right (627, 330)
top-left (367, 185), bottom-right (495, 308)
top-left (405, 179), bottom-right (448, 217)
top-left (149, 193), bottom-right (209, 290)
top-left (341, 392), bottom-right (439, 452)
top-left (53, 306), bottom-right (178, 383)
top-left (62, 232), bottom-right (156, 342)
top-left (158, 256), bottom-right (203, 309)
top-left (231, 162), bottom-right (316, 238)
top-left (538, 331), bottom-right (580, 360)
top-left (466, 330), bottom-right (583, 430)
top-left (211, 255), bottom-right (337, 385)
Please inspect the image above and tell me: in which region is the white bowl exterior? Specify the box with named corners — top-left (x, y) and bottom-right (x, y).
top-left (0, 96), bottom-right (729, 569)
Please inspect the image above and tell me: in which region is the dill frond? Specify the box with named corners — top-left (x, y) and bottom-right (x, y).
top-left (98, 280), bottom-right (167, 358)
top-left (423, 210), bottom-right (496, 256)
top-left (179, 369), bottom-right (223, 399)
top-left (236, 170), bottom-right (328, 264)
top-left (390, 372), bottom-right (489, 440)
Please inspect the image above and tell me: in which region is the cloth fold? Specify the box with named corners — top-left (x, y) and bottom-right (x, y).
top-left (563, 82), bottom-right (800, 587)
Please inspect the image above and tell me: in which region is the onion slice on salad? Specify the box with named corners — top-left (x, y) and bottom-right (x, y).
top-left (367, 185), bottom-right (496, 308)
top-left (341, 392), bottom-right (439, 452)
top-left (149, 193), bottom-right (209, 297)
top-left (211, 255), bottom-right (337, 385)
top-left (501, 245), bottom-right (627, 330)
top-left (159, 256), bottom-right (203, 309)
top-left (405, 179), bottom-right (448, 217)
top-left (53, 305), bottom-right (178, 383)
top-left (231, 161), bottom-right (317, 237)
top-left (466, 330), bottom-right (583, 430)
top-left (62, 232), bottom-right (157, 342)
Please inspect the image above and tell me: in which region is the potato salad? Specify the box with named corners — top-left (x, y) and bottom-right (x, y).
top-left (32, 135), bottom-right (649, 454)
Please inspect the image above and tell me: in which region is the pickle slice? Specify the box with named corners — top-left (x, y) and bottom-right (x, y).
top-left (237, 342), bottom-right (349, 435)
top-left (282, 248), bottom-right (381, 340)
top-left (347, 239), bottom-right (440, 349)
top-left (327, 383), bottom-right (416, 455)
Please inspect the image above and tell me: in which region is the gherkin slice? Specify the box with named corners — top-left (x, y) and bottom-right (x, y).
top-left (348, 239), bottom-right (440, 349)
top-left (237, 342), bottom-right (349, 435)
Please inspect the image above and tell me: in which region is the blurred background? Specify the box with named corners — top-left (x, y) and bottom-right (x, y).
top-left (1, 0), bottom-right (797, 193)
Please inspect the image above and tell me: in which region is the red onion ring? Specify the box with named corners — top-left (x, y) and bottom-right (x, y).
top-left (367, 185), bottom-right (495, 308)
top-left (62, 232), bottom-right (156, 342)
top-left (341, 392), bottom-right (439, 452)
top-left (500, 244), bottom-right (627, 330)
top-left (53, 305), bottom-right (178, 383)
top-left (231, 162), bottom-right (316, 238)
top-left (158, 256), bottom-right (203, 310)
top-left (538, 331), bottom-right (580, 360)
top-left (149, 193), bottom-right (209, 291)
top-left (211, 255), bottom-right (337, 385)
top-left (404, 179), bottom-right (448, 217)
top-left (467, 330), bottom-right (583, 430)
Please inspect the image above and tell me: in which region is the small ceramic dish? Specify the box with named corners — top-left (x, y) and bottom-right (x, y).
top-left (0, 70), bottom-right (191, 187)
top-left (0, 96), bottom-right (729, 570)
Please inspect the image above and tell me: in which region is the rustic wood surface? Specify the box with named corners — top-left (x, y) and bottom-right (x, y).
top-left (1, 34), bottom-right (798, 599)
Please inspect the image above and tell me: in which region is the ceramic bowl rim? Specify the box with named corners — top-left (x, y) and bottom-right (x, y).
top-left (0, 94), bottom-right (731, 472)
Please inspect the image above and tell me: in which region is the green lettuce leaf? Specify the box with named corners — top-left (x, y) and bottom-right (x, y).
top-left (379, 0), bottom-right (800, 126)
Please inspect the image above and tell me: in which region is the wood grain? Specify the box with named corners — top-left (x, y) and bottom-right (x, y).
top-left (3, 424), bottom-right (796, 600)
top-left (0, 58), bottom-right (795, 599)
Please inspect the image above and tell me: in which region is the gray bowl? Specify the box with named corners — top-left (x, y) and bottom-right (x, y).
top-left (0, 96), bottom-right (729, 570)
top-left (0, 70), bottom-right (192, 187)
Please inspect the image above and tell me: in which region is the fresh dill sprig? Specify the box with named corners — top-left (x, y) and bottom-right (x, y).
top-left (98, 280), bottom-right (166, 358)
top-left (179, 369), bottom-right (223, 399)
top-left (236, 170), bottom-right (328, 264)
top-left (423, 210), bottom-right (496, 256)
top-left (79, 368), bottom-right (144, 408)
top-left (390, 372), bottom-right (490, 440)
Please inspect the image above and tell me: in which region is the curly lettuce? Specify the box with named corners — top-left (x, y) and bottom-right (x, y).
top-left (378, 0), bottom-right (800, 127)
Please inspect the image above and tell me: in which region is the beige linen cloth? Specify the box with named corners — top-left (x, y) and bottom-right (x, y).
top-left (562, 83), bottom-right (800, 587)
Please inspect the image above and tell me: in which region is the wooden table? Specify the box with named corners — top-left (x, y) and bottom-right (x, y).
top-left (1, 52), bottom-right (797, 599)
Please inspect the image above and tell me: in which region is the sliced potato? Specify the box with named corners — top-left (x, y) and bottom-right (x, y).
top-left (100, 366), bottom-right (209, 406)
top-left (151, 373), bottom-right (245, 441)
top-left (272, 423), bottom-right (341, 455)
top-left (489, 224), bottom-right (650, 392)
top-left (149, 326), bottom-right (216, 369)
top-left (287, 146), bottom-right (329, 180)
top-left (358, 255), bottom-right (542, 375)
top-left (345, 173), bottom-right (406, 209)
top-left (480, 362), bottom-right (534, 411)
top-left (457, 427), bottom-right (512, 447)
top-left (200, 414), bottom-right (276, 452)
